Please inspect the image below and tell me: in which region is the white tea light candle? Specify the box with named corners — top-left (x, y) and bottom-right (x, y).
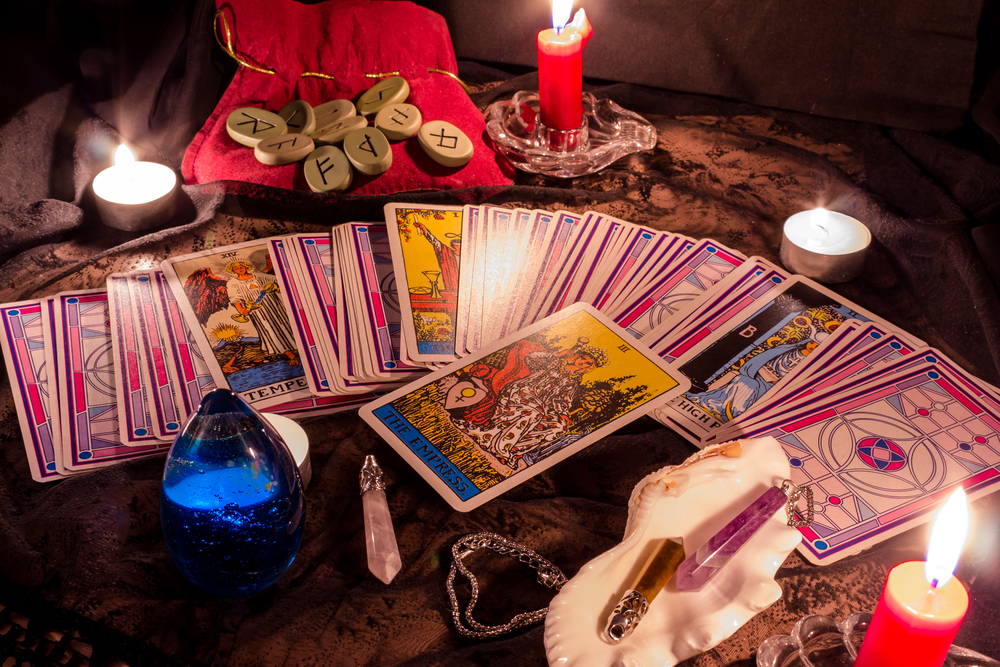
top-left (92, 145), bottom-right (178, 232)
top-left (261, 413), bottom-right (311, 489)
top-left (780, 208), bottom-right (871, 283)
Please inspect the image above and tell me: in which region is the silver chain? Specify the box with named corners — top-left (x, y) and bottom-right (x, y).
top-left (445, 532), bottom-right (567, 639)
top-left (781, 479), bottom-right (815, 527)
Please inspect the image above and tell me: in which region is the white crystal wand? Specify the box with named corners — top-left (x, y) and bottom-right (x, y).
top-left (360, 455), bottom-right (402, 584)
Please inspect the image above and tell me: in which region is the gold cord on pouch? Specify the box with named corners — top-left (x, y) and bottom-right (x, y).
top-left (211, 11), bottom-right (470, 94)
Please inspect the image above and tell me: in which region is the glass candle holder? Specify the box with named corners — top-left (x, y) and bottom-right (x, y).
top-left (160, 389), bottom-right (305, 597)
top-left (487, 91), bottom-right (657, 178)
top-left (757, 613), bottom-right (999, 667)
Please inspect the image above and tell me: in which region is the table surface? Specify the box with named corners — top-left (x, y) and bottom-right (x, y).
top-left (3, 75), bottom-right (1000, 667)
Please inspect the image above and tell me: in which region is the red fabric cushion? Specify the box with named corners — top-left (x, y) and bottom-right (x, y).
top-left (182, 0), bottom-right (513, 194)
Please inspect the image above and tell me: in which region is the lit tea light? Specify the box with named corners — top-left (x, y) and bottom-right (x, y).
top-left (92, 145), bottom-right (178, 231)
top-left (854, 488), bottom-right (970, 667)
top-left (779, 208), bottom-right (871, 283)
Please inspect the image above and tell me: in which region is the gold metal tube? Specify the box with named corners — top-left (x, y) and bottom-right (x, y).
top-left (604, 537), bottom-right (685, 643)
top-left (630, 537), bottom-right (686, 602)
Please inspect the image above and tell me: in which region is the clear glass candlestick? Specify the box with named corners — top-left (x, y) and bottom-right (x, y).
top-left (757, 613), bottom-right (999, 667)
top-left (486, 91), bottom-right (656, 178)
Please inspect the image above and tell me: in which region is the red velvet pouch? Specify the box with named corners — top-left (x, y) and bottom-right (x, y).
top-left (182, 0), bottom-right (513, 194)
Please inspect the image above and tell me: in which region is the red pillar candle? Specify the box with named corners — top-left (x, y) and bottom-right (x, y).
top-left (537, 5), bottom-right (592, 131)
top-left (854, 489), bottom-right (971, 667)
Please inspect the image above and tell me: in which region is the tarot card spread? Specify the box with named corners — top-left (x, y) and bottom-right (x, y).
top-left (361, 304), bottom-right (691, 511)
top-left (161, 240), bottom-right (313, 411)
top-left (4, 203), bottom-right (999, 577)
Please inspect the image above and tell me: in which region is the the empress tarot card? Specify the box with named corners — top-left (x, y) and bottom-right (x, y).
top-left (360, 303), bottom-right (691, 511)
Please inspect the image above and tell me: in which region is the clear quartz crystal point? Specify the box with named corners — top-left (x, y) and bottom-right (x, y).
top-left (675, 485), bottom-right (787, 592)
top-left (360, 455), bottom-right (402, 584)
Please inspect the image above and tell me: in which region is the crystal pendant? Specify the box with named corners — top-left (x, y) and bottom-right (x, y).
top-left (360, 456), bottom-right (402, 584)
top-left (160, 389), bottom-right (305, 597)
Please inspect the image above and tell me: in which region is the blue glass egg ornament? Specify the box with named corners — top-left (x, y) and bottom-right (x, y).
top-left (160, 389), bottom-right (305, 597)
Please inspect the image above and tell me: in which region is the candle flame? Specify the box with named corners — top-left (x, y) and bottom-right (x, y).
top-left (113, 144), bottom-right (136, 166)
top-left (925, 487), bottom-right (970, 588)
top-left (551, 0), bottom-right (573, 31)
top-left (807, 207), bottom-right (830, 226)
top-left (805, 208), bottom-right (832, 248)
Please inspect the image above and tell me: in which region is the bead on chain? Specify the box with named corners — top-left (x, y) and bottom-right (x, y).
top-left (445, 532), bottom-right (567, 639)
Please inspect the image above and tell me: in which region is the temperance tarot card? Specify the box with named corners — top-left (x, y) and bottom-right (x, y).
top-left (160, 239), bottom-right (314, 411)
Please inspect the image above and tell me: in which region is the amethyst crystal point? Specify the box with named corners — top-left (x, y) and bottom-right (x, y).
top-left (675, 486), bottom-right (786, 592)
